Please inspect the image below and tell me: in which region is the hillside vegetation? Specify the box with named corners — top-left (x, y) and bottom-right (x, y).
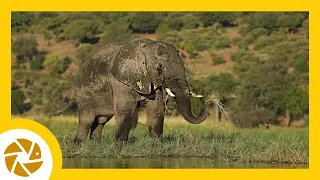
top-left (11, 12), bottom-right (309, 128)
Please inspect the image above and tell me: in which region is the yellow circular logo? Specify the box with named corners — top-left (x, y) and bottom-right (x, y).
top-left (4, 139), bottom-right (43, 177)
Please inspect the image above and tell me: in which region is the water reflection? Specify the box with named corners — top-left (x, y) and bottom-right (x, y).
top-left (63, 158), bottom-right (308, 169)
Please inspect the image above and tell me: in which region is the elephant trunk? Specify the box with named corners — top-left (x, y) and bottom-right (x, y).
top-left (174, 89), bottom-right (210, 124)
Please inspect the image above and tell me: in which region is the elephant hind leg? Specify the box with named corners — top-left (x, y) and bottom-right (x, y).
top-left (90, 115), bottom-right (113, 140)
top-left (74, 110), bottom-right (95, 144)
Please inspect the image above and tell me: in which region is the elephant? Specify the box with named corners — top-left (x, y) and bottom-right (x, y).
top-left (63, 38), bottom-right (211, 143)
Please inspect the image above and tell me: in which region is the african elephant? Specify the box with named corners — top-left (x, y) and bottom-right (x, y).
top-left (70, 38), bottom-right (210, 143)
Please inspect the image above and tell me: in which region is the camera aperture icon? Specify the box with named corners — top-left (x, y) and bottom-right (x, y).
top-left (4, 139), bottom-right (43, 177)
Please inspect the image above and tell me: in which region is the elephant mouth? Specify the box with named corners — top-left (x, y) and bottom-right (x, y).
top-left (138, 84), bottom-right (203, 102)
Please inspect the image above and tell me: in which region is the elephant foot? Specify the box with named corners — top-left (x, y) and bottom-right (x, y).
top-left (73, 138), bottom-right (82, 145)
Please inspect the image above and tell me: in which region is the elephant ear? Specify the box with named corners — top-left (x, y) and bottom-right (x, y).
top-left (111, 41), bottom-right (152, 95)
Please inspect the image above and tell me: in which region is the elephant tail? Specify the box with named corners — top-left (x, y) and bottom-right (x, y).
top-left (50, 99), bottom-right (76, 117)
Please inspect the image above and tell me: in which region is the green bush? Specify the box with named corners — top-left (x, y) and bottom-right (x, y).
top-left (212, 56), bottom-right (226, 65)
top-left (64, 19), bottom-right (102, 43)
top-left (254, 36), bottom-right (272, 50)
top-left (12, 37), bottom-right (38, 63)
top-left (184, 43), bottom-right (196, 57)
top-left (194, 37), bottom-right (211, 51)
top-left (76, 44), bottom-right (94, 63)
top-left (101, 23), bottom-right (138, 44)
top-left (11, 89), bottom-right (26, 114)
top-left (156, 31), bottom-right (182, 47)
top-left (30, 54), bottom-right (45, 70)
top-left (168, 18), bottom-right (184, 31)
top-left (250, 28), bottom-right (269, 40)
top-left (43, 54), bottom-right (71, 74)
top-left (214, 35), bottom-right (231, 49)
top-left (232, 37), bottom-right (242, 45)
top-left (243, 12), bottom-right (280, 33)
top-left (197, 12), bottom-right (216, 27)
top-left (44, 14), bottom-right (70, 36)
top-left (11, 12), bottom-right (35, 33)
top-left (130, 12), bottom-right (159, 33)
top-left (156, 21), bottom-right (170, 33)
top-left (276, 13), bottom-right (305, 33)
top-left (244, 34), bottom-right (254, 44)
top-left (182, 14), bottom-right (200, 29)
top-left (98, 12), bottom-right (130, 25)
top-left (238, 24), bottom-right (250, 36)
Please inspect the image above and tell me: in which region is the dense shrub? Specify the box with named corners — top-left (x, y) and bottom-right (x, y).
top-left (212, 56), bottom-right (225, 65)
top-left (12, 37), bottom-right (38, 63)
top-left (101, 23), bottom-right (138, 44)
top-left (182, 14), bottom-right (200, 29)
top-left (98, 12), bottom-right (130, 25)
top-left (30, 54), bottom-right (45, 70)
top-left (44, 14), bottom-right (70, 36)
top-left (277, 13), bottom-right (305, 33)
top-left (43, 54), bottom-right (71, 74)
top-left (183, 43), bottom-right (196, 57)
top-left (242, 12), bottom-right (280, 33)
top-left (64, 19), bottom-right (102, 43)
top-left (130, 12), bottom-right (159, 33)
top-left (214, 35), bottom-right (231, 49)
top-left (156, 31), bottom-right (182, 47)
top-left (250, 28), bottom-right (269, 40)
top-left (156, 21), bottom-right (170, 33)
top-left (11, 12), bottom-right (35, 33)
top-left (11, 89), bottom-right (26, 114)
top-left (197, 12), bottom-right (216, 27)
top-left (168, 17), bottom-right (184, 31)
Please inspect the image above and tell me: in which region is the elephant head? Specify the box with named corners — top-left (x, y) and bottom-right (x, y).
top-left (111, 38), bottom-right (210, 124)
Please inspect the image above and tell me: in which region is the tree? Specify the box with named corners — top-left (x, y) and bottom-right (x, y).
top-left (30, 54), bottom-right (45, 70)
top-left (234, 62), bottom-right (308, 125)
top-left (156, 21), bottom-right (170, 33)
top-left (12, 37), bottom-right (38, 63)
top-left (44, 14), bottom-right (70, 36)
top-left (101, 23), bottom-right (138, 44)
top-left (213, 12), bottom-right (238, 27)
top-left (197, 12), bottom-right (217, 27)
top-left (182, 14), bottom-right (200, 29)
top-left (64, 19), bottom-right (102, 43)
top-left (244, 12), bottom-right (281, 33)
top-left (130, 12), bottom-right (159, 33)
top-left (168, 17), bottom-right (184, 31)
top-left (11, 12), bottom-right (35, 33)
top-left (11, 89), bottom-right (26, 114)
top-left (277, 13), bottom-right (303, 34)
top-left (43, 54), bottom-right (71, 74)
top-left (97, 12), bottom-right (130, 25)
top-left (214, 35), bottom-right (231, 49)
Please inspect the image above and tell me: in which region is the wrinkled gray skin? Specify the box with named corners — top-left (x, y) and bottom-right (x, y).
top-left (73, 38), bottom-right (210, 143)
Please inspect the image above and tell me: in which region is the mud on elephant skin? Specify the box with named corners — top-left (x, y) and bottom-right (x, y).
top-left (57, 38), bottom-right (211, 143)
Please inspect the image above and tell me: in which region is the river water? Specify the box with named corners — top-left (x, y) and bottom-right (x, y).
top-left (63, 157), bottom-right (308, 169)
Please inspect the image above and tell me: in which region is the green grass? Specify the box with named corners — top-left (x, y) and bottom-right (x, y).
top-left (20, 115), bottom-right (308, 164)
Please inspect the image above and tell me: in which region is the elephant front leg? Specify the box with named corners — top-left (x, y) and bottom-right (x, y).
top-left (146, 89), bottom-right (165, 137)
top-left (114, 97), bottom-right (138, 142)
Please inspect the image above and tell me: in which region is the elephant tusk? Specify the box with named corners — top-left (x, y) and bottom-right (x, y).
top-left (165, 88), bottom-right (175, 97)
top-left (190, 91), bottom-right (203, 98)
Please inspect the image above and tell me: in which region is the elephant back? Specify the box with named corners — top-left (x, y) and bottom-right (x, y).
top-left (74, 44), bottom-right (122, 87)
